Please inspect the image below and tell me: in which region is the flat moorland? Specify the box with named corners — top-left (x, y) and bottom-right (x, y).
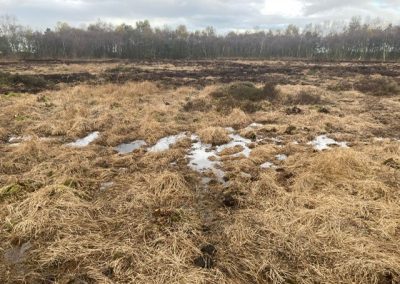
top-left (0, 60), bottom-right (399, 284)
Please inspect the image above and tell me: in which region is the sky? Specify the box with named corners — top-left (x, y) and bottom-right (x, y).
top-left (1, 0), bottom-right (400, 32)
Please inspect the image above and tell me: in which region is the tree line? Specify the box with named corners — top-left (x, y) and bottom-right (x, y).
top-left (1, 16), bottom-right (400, 61)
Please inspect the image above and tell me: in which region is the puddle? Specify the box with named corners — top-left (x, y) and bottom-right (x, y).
top-left (309, 135), bottom-right (348, 151)
top-left (275, 154), bottom-right (288, 161)
top-left (187, 136), bottom-right (226, 184)
top-left (67, 132), bottom-right (99, 147)
top-left (148, 133), bottom-right (186, 152)
top-left (115, 140), bottom-right (147, 154)
top-left (187, 133), bottom-right (253, 185)
top-left (216, 134), bottom-right (252, 157)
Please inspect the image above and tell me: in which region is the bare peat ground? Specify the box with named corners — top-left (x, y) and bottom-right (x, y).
top-left (0, 60), bottom-right (399, 283)
top-left (1, 59), bottom-right (400, 93)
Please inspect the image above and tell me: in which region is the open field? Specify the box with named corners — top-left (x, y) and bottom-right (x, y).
top-left (1, 60), bottom-right (400, 283)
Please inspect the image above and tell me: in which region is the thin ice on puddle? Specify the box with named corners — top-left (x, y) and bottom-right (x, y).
top-left (67, 132), bottom-right (100, 147)
top-left (115, 140), bottom-right (147, 154)
top-left (309, 135), bottom-right (348, 151)
top-left (187, 133), bottom-right (253, 185)
top-left (216, 134), bottom-right (252, 157)
top-left (187, 136), bottom-right (226, 184)
top-left (148, 133), bottom-right (186, 152)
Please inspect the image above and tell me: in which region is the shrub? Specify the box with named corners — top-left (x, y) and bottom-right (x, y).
top-left (0, 71), bottom-right (51, 93)
top-left (210, 82), bottom-right (278, 113)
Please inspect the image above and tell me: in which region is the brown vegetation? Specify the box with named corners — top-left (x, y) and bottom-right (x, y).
top-left (355, 76), bottom-right (400, 97)
top-left (0, 60), bottom-right (400, 284)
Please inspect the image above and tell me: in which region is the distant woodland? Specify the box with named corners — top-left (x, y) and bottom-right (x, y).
top-left (1, 16), bottom-right (400, 61)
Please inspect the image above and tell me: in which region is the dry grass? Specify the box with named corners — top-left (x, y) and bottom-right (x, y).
top-left (198, 127), bottom-right (230, 145)
top-left (355, 76), bottom-right (400, 97)
top-left (1, 61), bottom-right (400, 284)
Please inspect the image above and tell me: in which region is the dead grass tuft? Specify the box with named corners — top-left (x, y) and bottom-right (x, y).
top-left (286, 89), bottom-right (323, 105)
top-left (355, 76), bottom-right (400, 96)
top-left (182, 98), bottom-right (211, 112)
top-left (224, 108), bottom-right (251, 129)
top-left (198, 127), bottom-right (230, 145)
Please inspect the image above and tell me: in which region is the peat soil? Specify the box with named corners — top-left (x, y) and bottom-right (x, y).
top-left (1, 59), bottom-right (400, 94)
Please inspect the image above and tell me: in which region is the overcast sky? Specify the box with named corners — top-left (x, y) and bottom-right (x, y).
top-left (1, 0), bottom-right (400, 32)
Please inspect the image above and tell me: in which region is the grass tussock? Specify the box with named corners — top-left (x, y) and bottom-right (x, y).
top-left (293, 148), bottom-right (397, 199)
top-left (286, 89), bottom-right (323, 105)
top-left (183, 98), bottom-right (211, 112)
top-left (355, 76), bottom-right (400, 96)
top-left (224, 108), bottom-right (251, 129)
top-left (198, 127), bottom-right (230, 145)
top-left (327, 80), bottom-right (353, 92)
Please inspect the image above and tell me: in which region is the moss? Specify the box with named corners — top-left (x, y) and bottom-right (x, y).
top-left (63, 178), bottom-right (80, 189)
top-left (14, 114), bottom-right (30, 121)
top-left (0, 184), bottom-right (23, 201)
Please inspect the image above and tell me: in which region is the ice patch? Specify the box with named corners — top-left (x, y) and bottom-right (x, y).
top-left (225, 127), bottom-right (235, 133)
top-left (245, 123), bottom-right (263, 130)
top-left (188, 140), bottom-right (217, 171)
top-left (260, 162), bottom-right (275, 169)
top-left (100, 182), bottom-right (114, 191)
top-left (275, 154), bottom-right (288, 161)
top-left (115, 140), bottom-right (147, 154)
top-left (187, 133), bottom-right (253, 185)
top-left (187, 136), bottom-right (225, 184)
top-left (216, 134), bottom-right (252, 157)
top-left (8, 136), bottom-right (32, 144)
top-left (309, 135), bottom-right (348, 151)
top-left (148, 133), bottom-right (186, 152)
top-left (67, 132), bottom-right (100, 147)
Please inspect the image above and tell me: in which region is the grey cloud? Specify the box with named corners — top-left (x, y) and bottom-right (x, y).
top-left (0, 0), bottom-right (399, 31)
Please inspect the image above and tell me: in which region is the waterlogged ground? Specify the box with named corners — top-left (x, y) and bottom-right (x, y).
top-left (0, 60), bottom-right (400, 284)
